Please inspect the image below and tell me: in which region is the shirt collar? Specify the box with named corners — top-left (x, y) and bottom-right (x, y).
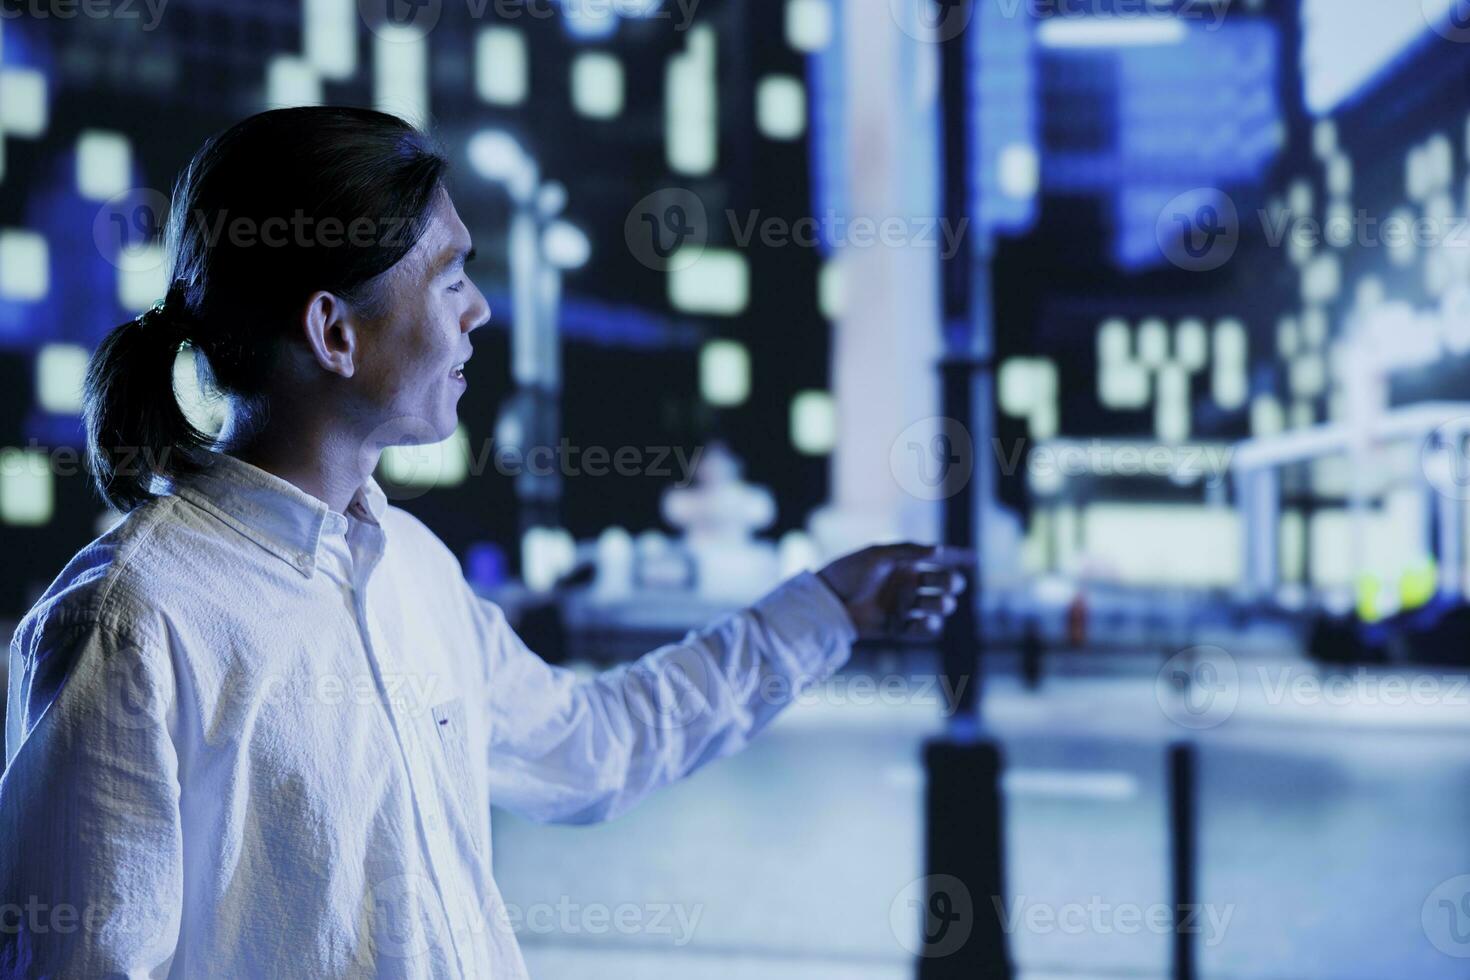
top-left (173, 452), bottom-right (388, 578)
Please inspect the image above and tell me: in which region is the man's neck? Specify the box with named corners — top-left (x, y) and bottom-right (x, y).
top-left (216, 402), bottom-right (377, 514)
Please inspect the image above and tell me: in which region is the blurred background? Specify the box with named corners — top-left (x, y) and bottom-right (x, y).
top-left (5, 0), bottom-right (1470, 976)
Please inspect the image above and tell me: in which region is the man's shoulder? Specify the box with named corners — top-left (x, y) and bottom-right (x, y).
top-left (13, 496), bottom-right (181, 657)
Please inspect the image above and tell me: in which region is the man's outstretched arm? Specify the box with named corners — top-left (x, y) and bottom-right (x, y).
top-left (477, 544), bottom-right (969, 825)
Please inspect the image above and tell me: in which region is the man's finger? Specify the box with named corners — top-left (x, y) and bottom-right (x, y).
top-left (907, 593), bottom-right (958, 617)
top-left (869, 542), bottom-right (977, 567)
top-left (914, 567), bottom-right (966, 595)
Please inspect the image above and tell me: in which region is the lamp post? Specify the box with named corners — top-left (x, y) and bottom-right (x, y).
top-left (468, 131), bottom-right (590, 532)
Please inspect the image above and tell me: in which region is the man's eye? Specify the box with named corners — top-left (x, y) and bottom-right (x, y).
top-left (448, 280), bottom-right (465, 293)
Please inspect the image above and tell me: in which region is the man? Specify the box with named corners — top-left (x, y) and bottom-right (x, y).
top-left (1, 107), bottom-right (968, 978)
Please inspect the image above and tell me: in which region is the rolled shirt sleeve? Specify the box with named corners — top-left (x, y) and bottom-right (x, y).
top-left (1, 615), bottom-right (184, 978)
top-left (480, 571), bottom-right (858, 824)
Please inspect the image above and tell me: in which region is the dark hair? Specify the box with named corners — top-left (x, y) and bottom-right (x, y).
top-left (83, 106), bottom-right (449, 512)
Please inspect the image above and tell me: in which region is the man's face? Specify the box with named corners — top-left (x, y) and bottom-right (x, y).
top-left (352, 190), bottom-right (490, 446)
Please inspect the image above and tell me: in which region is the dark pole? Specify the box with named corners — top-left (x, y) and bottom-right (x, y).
top-left (1168, 742), bottom-right (1198, 980)
top-left (918, 2), bottom-right (1011, 977)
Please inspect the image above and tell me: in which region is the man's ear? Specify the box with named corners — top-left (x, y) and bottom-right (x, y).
top-left (301, 290), bottom-right (358, 379)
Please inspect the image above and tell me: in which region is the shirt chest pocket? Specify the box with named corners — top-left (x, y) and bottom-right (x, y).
top-left (429, 698), bottom-right (486, 860)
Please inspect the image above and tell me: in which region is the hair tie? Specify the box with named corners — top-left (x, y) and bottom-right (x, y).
top-left (140, 283), bottom-right (194, 342)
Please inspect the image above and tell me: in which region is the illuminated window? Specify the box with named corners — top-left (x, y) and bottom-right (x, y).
top-left (374, 26), bottom-right (428, 128)
top-left (1136, 319), bottom-right (1169, 368)
top-left (757, 75), bottom-right (805, 141)
top-left (666, 27), bottom-right (717, 174)
top-left (1099, 360), bottom-right (1149, 410)
top-left (1327, 155), bottom-right (1352, 196)
top-left (36, 344), bottom-right (88, 414)
top-left (1029, 398), bottom-right (1058, 440)
top-left (522, 526), bottom-right (575, 593)
top-left (998, 358), bottom-right (1057, 429)
top-left (1427, 133), bottom-right (1454, 193)
top-left (999, 359), bottom-right (1038, 417)
top-left (700, 340), bottom-right (750, 407)
top-left (1211, 319), bottom-right (1247, 410)
top-left (1037, 17), bottom-right (1185, 47)
top-left (1290, 354), bottom-right (1326, 398)
top-left (1407, 146), bottom-right (1430, 202)
top-left (790, 390), bottom-right (836, 455)
top-left (379, 425), bottom-right (470, 487)
top-left (1388, 206), bottom-right (1417, 268)
top-left (818, 259), bottom-right (845, 319)
top-left (1250, 394), bottom-right (1283, 436)
top-left (1154, 366), bottom-right (1189, 443)
top-left (305, 0), bottom-right (357, 80)
top-left (669, 248), bottom-right (747, 315)
top-left (0, 448), bottom-right (53, 526)
top-left (0, 229), bottom-right (48, 301)
top-left (117, 245), bottom-right (166, 312)
top-left (1287, 179), bottom-right (1313, 218)
top-left (1213, 318), bottom-right (1247, 363)
top-left (76, 130), bottom-right (131, 201)
top-left (785, 0), bottom-right (832, 52)
top-left (1175, 319), bottom-right (1207, 371)
top-left (998, 143), bottom-right (1039, 200)
top-left (1097, 318), bottom-right (1130, 363)
top-left (477, 27), bottom-right (528, 106)
top-left (571, 53), bottom-right (623, 119)
top-left (266, 56), bottom-right (321, 108)
top-left (1302, 254), bottom-right (1341, 304)
top-left (1277, 317), bottom-right (1299, 358)
top-left (1313, 120), bottom-right (1336, 159)
top-left (0, 68), bottom-right (47, 138)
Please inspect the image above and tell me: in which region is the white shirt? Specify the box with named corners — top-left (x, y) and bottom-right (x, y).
top-left (1, 452), bottom-right (855, 978)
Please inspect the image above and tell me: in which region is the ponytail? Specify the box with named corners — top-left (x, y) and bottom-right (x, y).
top-left (83, 285), bottom-right (211, 512)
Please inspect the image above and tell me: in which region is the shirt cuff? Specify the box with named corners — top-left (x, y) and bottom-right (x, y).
top-left (749, 570), bottom-right (859, 681)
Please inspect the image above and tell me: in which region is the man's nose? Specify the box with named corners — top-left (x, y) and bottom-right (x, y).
top-left (465, 284), bottom-right (491, 333)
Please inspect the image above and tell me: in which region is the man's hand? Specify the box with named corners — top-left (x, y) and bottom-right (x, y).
top-left (816, 543), bottom-right (973, 639)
